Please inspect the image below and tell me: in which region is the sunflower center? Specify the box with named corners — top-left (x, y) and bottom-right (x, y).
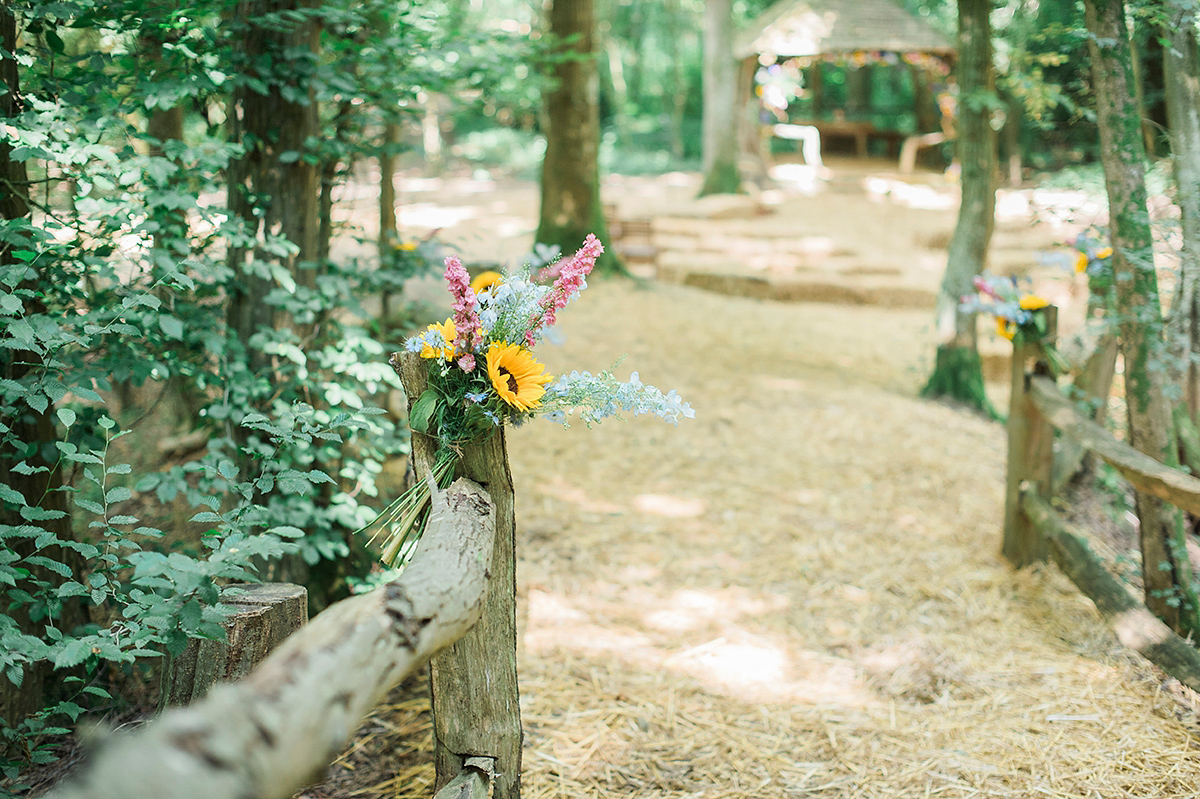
top-left (499, 366), bottom-right (519, 394)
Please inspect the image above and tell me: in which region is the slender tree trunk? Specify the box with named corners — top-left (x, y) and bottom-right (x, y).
top-left (379, 122), bottom-right (400, 321)
top-left (698, 0), bottom-right (741, 196)
top-left (0, 5), bottom-right (85, 735)
top-left (1085, 0), bottom-right (1200, 637)
top-left (536, 0), bottom-right (620, 273)
top-left (921, 0), bottom-right (997, 416)
top-left (225, 0), bottom-right (320, 372)
top-left (1162, 0), bottom-right (1200, 420)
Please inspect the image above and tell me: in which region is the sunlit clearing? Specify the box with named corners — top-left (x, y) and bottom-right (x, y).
top-left (399, 202), bottom-right (477, 228)
top-left (538, 477), bottom-right (623, 513)
top-left (862, 176), bottom-right (957, 210)
top-left (633, 494), bottom-right (704, 518)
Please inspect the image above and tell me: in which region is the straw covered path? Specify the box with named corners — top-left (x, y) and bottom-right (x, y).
top-left (306, 279), bottom-right (1200, 798)
top-left (300, 164), bottom-right (1200, 797)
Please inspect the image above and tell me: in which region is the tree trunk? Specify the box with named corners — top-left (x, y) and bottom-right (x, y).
top-left (379, 121), bottom-right (400, 321)
top-left (1162, 0), bottom-right (1200, 420)
top-left (920, 0), bottom-right (997, 416)
top-left (0, 6), bottom-right (88, 735)
top-left (225, 0), bottom-right (320, 371)
top-left (1084, 0), bottom-right (1200, 637)
top-left (536, 0), bottom-right (620, 274)
top-left (698, 0), bottom-right (741, 196)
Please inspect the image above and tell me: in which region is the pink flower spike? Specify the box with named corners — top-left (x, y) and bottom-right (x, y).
top-left (527, 234), bottom-right (604, 342)
top-left (973, 275), bottom-right (999, 299)
top-left (444, 255), bottom-right (482, 366)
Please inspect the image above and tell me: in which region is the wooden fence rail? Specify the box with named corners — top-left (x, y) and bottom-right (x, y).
top-left (1003, 309), bottom-right (1200, 693)
top-left (44, 477), bottom-right (497, 799)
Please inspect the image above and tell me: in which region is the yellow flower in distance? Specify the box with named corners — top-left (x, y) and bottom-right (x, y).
top-left (1074, 251), bottom-right (1088, 273)
top-left (421, 318), bottom-right (456, 360)
top-left (996, 316), bottom-right (1016, 341)
top-left (1019, 294), bottom-right (1049, 311)
top-left (1095, 247), bottom-right (1113, 259)
top-left (486, 342), bottom-right (552, 411)
top-left (395, 239), bottom-right (419, 252)
top-left (470, 270), bottom-right (503, 295)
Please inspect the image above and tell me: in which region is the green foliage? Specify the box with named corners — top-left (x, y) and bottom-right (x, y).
top-left (0, 0), bottom-right (502, 788)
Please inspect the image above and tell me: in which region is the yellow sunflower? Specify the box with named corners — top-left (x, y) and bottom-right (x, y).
top-left (996, 316), bottom-right (1016, 341)
top-left (1095, 246), bottom-right (1113, 259)
top-left (1074, 251), bottom-right (1088, 273)
top-left (420, 317), bottom-right (457, 360)
top-left (486, 342), bottom-right (552, 411)
top-left (1019, 293), bottom-right (1049, 311)
top-left (470, 270), bottom-right (504, 295)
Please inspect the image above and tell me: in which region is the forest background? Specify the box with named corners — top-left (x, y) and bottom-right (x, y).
top-left (0, 0), bottom-right (1196, 794)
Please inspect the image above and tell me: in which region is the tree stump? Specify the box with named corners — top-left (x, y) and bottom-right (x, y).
top-left (165, 582), bottom-right (307, 707)
top-left (393, 352), bottom-right (523, 799)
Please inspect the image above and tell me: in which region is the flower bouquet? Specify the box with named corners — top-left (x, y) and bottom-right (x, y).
top-left (961, 273), bottom-right (1068, 375)
top-left (366, 234), bottom-right (694, 567)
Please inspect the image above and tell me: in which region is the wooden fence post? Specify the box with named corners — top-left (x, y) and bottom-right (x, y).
top-left (1002, 306), bottom-right (1057, 567)
top-left (394, 353), bottom-right (522, 799)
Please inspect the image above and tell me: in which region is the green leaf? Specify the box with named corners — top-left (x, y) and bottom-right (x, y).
top-left (75, 498), bottom-right (104, 515)
top-left (104, 487), bottom-right (132, 504)
top-left (0, 292), bottom-right (22, 314)
top-left (24, 555), bottom-right (73, 578)
top-left (52, 638), bottom-right (93, 669)
top-left (0, 483), bottom-right (27, 506)
top-left (55, 407), bottom-right (76, 427)
top-left (158, 315), bottom-right (184, 339)
top-left (410, 390), bottom-right (440, 434)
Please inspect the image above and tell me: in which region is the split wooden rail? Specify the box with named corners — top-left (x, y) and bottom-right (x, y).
top-left (1004, 308), bottom-right (1200, 691)
top-left (45, 353), bottom-right (525, 799)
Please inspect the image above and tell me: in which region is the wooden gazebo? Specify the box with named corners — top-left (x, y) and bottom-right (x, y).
top-left (734, 0), bottom-right (956, 169)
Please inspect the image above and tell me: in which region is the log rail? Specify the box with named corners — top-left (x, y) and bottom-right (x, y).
top-left (43, 477), bottom-right (499, 799)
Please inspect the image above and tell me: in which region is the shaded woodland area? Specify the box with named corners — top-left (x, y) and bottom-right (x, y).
top-left (5, 0), bottom-right (1200, 797)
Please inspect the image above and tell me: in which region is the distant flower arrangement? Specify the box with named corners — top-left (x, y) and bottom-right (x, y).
top-left (366, 235), bottom-right (693, 567)
top-left (961, 274), bottom-right (1067, 375)
top-left (1072, 231), bottom-right (1113, 276)
top-left (962, 274), bottom-right (1050, 341)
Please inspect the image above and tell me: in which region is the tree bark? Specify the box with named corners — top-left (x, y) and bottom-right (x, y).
top-left (1085, 0), bottom-right (1200, 637)
top-left (698, 0), bottom-right (741, 196)
top-left (44, 479), bottom-right (496, 799)
top-left (395, 353), bottom-right (523, 799)
top-left (225, 0), bottom-right (320, 370)
top-left (1162, 0), bottom-right (1200, 420)
top-left (536, 0), bottom-right (620, 273)
top-left (921, 0), bottom-right (997, 415)
top-left (0, 6), bottom-right (86, 733)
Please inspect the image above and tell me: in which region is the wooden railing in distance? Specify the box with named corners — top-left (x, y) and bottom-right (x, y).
top-left (44, 477), bottom-right (497, 799)
top-left (1003, 309), bottom-right (1200, 692)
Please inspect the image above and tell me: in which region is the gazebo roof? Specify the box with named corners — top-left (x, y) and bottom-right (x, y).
top-left (734, 0), bottom-right (955, 60)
